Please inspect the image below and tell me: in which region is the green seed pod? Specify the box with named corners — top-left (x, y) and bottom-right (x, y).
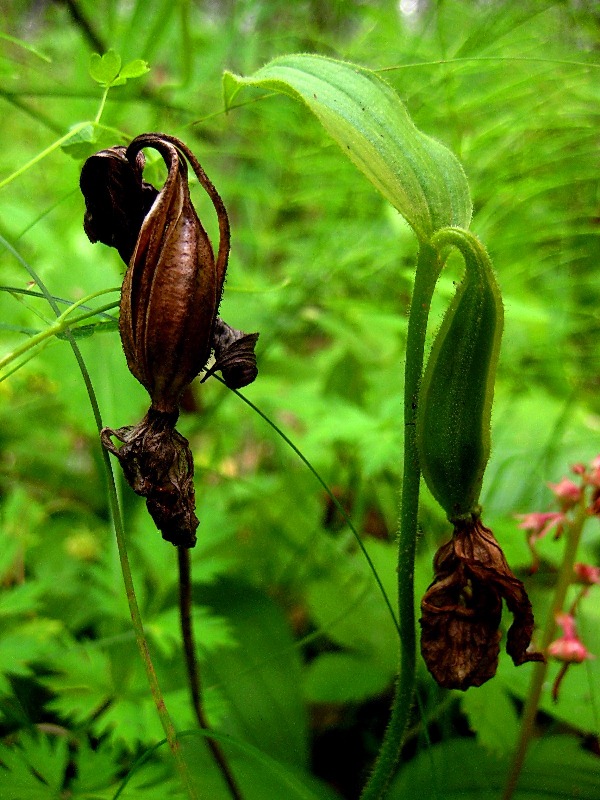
top-left (416, 228), bottom-right (503, 519)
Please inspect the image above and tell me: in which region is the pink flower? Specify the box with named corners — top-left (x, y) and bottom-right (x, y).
top-left (573, 562), bottom-right (600, 586)
top-left (587, 456), bottom-right (600, 488)
top-left (547, 612), bottom-right (592, 664)
top-left (517, 511), bottom-right (565, 541)
top-left (548, 478), bottom-right (582, 510)
top-left (517, 511), bottom-right (566, 573)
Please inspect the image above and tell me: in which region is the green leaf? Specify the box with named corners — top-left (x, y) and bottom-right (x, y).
top-left (388, 736), bottom-right (600, 799)
top-left (199, 579), bottom-right (309, 769)
top-left (461, 678), bottom-right (519, 755)
top-left (89, 49), bottom-right (122, 87)
top-left (60, 123), bottom-right (98, 160)
top-left (0, 734), bottom-right (69, 798)
top-left (224, 54), bottom-right (472, 242)
top-left (304, 652), bottom-right (392, 703)
top-left (120, 58), bottom-right (150, 79)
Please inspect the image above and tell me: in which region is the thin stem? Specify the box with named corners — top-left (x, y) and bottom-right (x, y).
top-left (221, 377), bottom-right (399, 636)
top-left (95, 84), bottom-right (110, 124)
top-left (177, 547), bottom-right (244, 800)
top-left (0, 297), bottom-right (119, 373)
top-left (0, 122), bottom-right (90, 191)
top-left (0, 235), bottom-right (199, 799)
top-left (502, 499), bottom-right (589, 800)
top-left (360, 241), bottom-right (442, 799)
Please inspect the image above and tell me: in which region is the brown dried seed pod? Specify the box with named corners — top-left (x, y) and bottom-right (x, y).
top-left (120, 135), bottom-right (227, 412)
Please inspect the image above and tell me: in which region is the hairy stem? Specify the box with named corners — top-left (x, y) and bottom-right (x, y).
top-left (360, 242), bottom-right (442, 799)
top-left (502, 499), bottom-right (589, 800)
top-left (177, 547), bottom-right (244, 800)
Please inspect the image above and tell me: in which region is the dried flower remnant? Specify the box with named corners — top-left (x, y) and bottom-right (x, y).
top-left (420, 514), bottom-right (544, 690)
top-left (81, 134), bottom-right (259, 547)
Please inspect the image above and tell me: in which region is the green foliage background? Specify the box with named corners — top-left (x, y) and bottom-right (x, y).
top-left (0, 1), bottom-right (598, 798)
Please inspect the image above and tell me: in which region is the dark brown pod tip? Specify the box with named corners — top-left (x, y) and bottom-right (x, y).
top-left (420, 516), bottom-right (544, 690)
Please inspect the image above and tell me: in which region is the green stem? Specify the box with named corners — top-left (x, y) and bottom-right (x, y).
top-left (0, 296), bottom-right (119, 373)
top-left (95, 84), bottom-right (110, 124)
top-left (0, 235), bottom-right (199, 799)
top-left (502, 499), bottom-right (589, 800)
top-left (0, 122), bottom-right (90, 191)
top-left (360, 242), bottom-right (442, 799)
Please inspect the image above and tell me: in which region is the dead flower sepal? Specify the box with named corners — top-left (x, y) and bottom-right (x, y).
top-left (420, 513), bottom-right (544, 690)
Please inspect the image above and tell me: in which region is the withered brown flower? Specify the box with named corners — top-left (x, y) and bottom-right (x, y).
top-left (420, 514), bottom-right (544, 690)
top-left (81, 133), bottom-right (259, 547)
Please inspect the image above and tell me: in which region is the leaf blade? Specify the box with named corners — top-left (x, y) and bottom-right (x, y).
top-left (224, 54), bottom-right (472, 241)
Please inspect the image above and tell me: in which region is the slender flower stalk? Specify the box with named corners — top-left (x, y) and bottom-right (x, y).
top-left (504, 455), bottom-right (600, 800)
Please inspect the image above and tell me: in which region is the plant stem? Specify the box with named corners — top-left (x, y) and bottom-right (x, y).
top-left (0, 236), bottom-right (199, 799)
top-left (0, 122), bottom-right (90, 191)
top-left (177, 546), bottom-right (244, 800)
top-left (502, 499), bottom-right (589, 800)
top-left (360, 241), bottom-right (442, 799)
top-left (225, 378), bottom-right (399, 635)
top-left (0, 298), bottom-right (119, 373)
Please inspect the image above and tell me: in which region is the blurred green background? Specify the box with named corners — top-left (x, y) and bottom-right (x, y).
top-left (0, 2), bottom-right (598, 798)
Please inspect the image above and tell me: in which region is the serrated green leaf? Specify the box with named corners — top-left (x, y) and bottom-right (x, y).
top-left (42, 643), bottom-right (113, 723)
top-left (16, 734), bottom-right (68, 792)
top-left (224, 54), bottom-right (472, 242)
top-left (0, 582), bottom-right (42, 618)
top-left (120, 59), bottom-right (150, 79)
top-left (0, 745), bottom-right (54, 799)
top-left (0, 734), bottom-right (68, 798)
top-left (199, 580), bottom-right (309, 768)
top-left (89, 50), bottom-right (122, 86)
top-left (69, 738), bottom-right (120, 793)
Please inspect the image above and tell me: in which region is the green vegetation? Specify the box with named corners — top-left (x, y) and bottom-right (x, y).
top-left (0, 2), bottom-right (598, 798)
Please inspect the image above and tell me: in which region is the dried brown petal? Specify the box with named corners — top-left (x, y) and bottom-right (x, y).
top-left (420, 516), bottom-right (544, 690)
top-left (101, 409), bottom-right (198, 547)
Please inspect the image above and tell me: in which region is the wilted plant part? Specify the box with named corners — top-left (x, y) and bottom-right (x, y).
top-left (420, 514), bottom-right (544, 690)
top-left (100, 409), bottom-right (197, 546)
top-left (417, 228), bottom-right (542, 689)
top-left (81, 133), bottom-right (259, 547)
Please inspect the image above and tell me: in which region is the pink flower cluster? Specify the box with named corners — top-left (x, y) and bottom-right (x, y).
top-left (517, 455), bottom-right (600, 573)
top-left (516, 456), bottom-right (600, 701)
